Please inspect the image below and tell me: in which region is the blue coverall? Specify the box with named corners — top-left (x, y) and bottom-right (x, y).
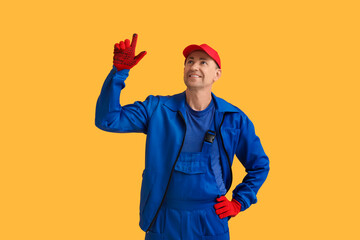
top-left (146, 114), bottom-right (230, 239)
top-left (95, 67), bottom-right (270, 238)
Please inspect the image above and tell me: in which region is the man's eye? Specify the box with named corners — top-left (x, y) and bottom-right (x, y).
top-left (187, 60), bottom-right (193, 64)
top-left (201, 61), bottom-right (207, 64)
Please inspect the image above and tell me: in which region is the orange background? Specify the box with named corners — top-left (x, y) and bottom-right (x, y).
top-left (1, 0), bottom-right (359, 239)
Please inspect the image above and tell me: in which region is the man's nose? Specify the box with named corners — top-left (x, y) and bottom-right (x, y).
top-left (190, 62), bottom-right (200, 70)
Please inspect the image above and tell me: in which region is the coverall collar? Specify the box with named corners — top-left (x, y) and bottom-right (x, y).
top-left (163, 91), bottom-right (240, 113)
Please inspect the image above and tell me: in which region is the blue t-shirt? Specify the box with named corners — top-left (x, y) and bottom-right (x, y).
top-left (182, 99), bottom-right (227, 195)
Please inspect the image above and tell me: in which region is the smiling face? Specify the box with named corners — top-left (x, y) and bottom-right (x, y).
top-left (183, 50), bottom-right (222, 91)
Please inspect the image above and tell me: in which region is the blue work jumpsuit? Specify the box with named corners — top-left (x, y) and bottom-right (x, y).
top-left (95, 67), bottom-right (270, 236)
top-left (146, 118), bottom-right (229, 240)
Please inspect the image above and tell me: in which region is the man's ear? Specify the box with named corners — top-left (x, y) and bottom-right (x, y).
top-left (214, 68), bottom-right (222, 82)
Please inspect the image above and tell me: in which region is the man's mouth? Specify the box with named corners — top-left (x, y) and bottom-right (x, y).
top-left (189, 74), bottom-right (201, 78)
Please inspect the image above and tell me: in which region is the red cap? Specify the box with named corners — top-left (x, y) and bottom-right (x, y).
top-left (183, 44), bottom-right (221, 69)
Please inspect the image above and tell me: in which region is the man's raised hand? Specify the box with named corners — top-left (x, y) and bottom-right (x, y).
top-left (113, 33), bottom-right (147, 71)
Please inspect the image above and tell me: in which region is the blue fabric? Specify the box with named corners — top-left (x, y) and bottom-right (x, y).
top-left (146, 202), bottom-right (229, 240)
top-left (183, 99), bottom-right (226, 195)
top-left (165, 121), bottom-right (220, 202)
top-left (210, 136), bottom-right (227, 195)
top-left (146, 124), bottom-right (229, 239)
top-left (145, 204), bottom-right (230, 240)
top-left (95, 66), bottom-right (270, 232)
top-left (182, 99), bottom-right (215, 152)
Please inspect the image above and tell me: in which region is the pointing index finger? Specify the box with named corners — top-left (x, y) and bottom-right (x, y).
top-left (130, 33), bottom-right (138, 48)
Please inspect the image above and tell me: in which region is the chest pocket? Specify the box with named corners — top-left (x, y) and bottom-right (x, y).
top-left (175, 152), bottom-right (206, 174)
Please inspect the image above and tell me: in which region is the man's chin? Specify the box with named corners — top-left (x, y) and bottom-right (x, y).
top-left (185, 79), bottom-right (200, 85)
top-left (184, 83), bottom-right (201, 89)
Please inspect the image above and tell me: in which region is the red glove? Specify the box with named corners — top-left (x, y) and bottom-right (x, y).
top-left (113, 33), bottom-right (147, 71)
top-left (214, 196), bottom-right (241, 219)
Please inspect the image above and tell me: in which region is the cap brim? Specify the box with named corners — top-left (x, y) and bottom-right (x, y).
top-left (183, 45), bottom-right (207, 58)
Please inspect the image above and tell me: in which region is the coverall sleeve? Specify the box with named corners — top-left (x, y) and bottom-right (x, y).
top-left (95, 65), bottom-right (159, 134)
top-left (232, 115), bottom-right (270, 211)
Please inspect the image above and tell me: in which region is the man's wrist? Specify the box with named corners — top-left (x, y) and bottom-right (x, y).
top-left (232, 198), bottom-right (241, 209)
top-left (113, 65), bottom-right (130, 74)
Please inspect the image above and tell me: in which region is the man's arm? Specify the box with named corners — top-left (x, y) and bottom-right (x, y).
top-left (95, 34), bottom-right (158, 134)
top-left (232, 114), bottom-right (270, 211)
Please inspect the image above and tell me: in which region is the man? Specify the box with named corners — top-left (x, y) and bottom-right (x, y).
top-left (95, 33), bottom-right (270, 240)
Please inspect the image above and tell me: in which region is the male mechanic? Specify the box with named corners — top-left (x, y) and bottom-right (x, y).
top-left (95, 34), bottom-right (270, 240)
